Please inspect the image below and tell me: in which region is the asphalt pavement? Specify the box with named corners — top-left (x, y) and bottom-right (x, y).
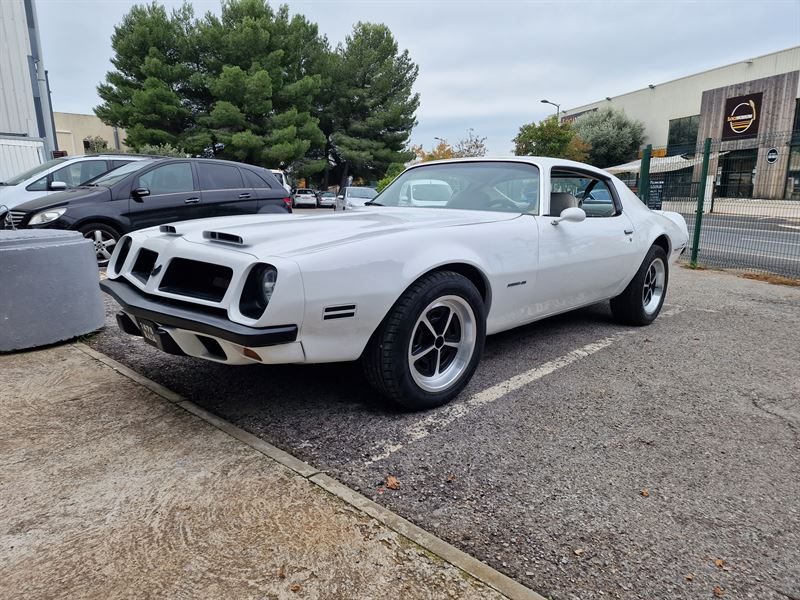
top-left (88, 266), bottom-right (800, 600)
top-left (680, 211), bottom-right (800, 277)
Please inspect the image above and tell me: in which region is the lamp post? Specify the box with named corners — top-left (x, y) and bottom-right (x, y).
top-left (541, 99), bottom-right (561, 120)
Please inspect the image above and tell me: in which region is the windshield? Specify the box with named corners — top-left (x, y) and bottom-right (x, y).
top-left (321, 191), bottom-right (335, 197)
top-left (347, 187), bottom-right (377, 199)
top-left (2, 158), bottom-right (68, 185)
top-left (89, 159), bottom-right (156, 187)
top-left (375, 162), bottom-right (540, 214)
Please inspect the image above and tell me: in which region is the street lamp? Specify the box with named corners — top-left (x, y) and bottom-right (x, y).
top-left (541, 99), bottom-right (561, 120)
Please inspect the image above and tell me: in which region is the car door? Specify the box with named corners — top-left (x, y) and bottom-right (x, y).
top-left (126, 161), bottom-right (200, 230)
top-left (533, 170), bottom-right (640, 314)
top-left (197, 161), bottom-right (258, 217)
top-left (242, 168), bottom-right (290, 212)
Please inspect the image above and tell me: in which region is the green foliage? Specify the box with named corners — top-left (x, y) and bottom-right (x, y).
top-left (572, 108), bottom-right (645, 168)
top-left (94, 0), bottom-right (339, 168)
top-left (325, 22), bottom-right (419, 184)
top-left (84, 136), bottom-right (108, 153)
top-left (137, 143), bottom-right (188, 157)
top-left (452, 128), bottom-right (487, 158)
top-left (513, 117), bottom-right (589, 161)
top-left (376, 162), bottom-right (405, 192)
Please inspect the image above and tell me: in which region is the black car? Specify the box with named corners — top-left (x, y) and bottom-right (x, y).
top-left (6, 158), bottom-right (293, 265)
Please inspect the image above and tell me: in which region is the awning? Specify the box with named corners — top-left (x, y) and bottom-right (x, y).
top-left (605, 152), bottom-right (728, 175)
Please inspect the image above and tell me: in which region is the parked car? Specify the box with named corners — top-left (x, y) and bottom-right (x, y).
top-left (0, 154), bottom-right (150, 211)
top-left (270, 169), bottom-right (292, 194)
top-left (318, 191), bottom-right (337, 208)
top-left (292, 188), bottom-right (318, 208)
top-left (335, 186), bottom-right (377, 211)
top-left (7, 158), bottom-right (292, 266)
top-left (101, 157), bottom-right (689, 410)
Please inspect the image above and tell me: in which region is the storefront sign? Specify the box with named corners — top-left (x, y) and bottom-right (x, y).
top-left (647, 179), bottom-right (665, 210)
top-left (721, 92), bottom-right (762, 140)
top-left (766, 148), bottom-right (779, 164)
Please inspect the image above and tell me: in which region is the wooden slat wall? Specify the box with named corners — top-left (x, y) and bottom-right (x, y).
top-left (694, 71), bottom-right (799, 199)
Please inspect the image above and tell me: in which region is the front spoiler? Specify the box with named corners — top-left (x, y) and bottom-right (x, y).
top-left (100, 278), bottom-right (298, 347)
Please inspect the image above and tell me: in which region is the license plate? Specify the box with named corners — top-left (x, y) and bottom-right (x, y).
top-left (137, 318), bottom-right (163, 350)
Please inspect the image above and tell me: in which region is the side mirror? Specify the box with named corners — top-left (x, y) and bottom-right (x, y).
top-left (337, 195), bottom-right (344, 199)
top-left (132, 187), bottom-right (150, 199)
top-left (551, 206), bottom-right (586, 226)
top-left (49, 181), bottom-right (67, 191)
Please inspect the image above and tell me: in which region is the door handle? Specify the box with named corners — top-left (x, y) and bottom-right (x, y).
top-left (184, 197), bottom-right (200, 204)
top-left (238, 193), bottom-right (251, 199)
top-left (624, 228), bottom-right (634, 235)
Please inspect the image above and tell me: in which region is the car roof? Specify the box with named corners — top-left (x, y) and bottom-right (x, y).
top-left (409, 156), bottom-right (610, 176)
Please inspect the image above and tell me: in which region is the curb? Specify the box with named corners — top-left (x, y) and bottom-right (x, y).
top-left (74, 342), bottom-right (546, 600)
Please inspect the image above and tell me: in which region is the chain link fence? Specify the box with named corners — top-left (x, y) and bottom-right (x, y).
top-left (612, 131), bottom-right (800, 278)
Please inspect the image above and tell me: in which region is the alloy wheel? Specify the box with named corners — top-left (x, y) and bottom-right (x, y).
top-left (84, 229), bottom-right (117, 266)
top-left (642, 257), bottom-right (666, 315)
top-left (408, 295), bottom-right (477, 393)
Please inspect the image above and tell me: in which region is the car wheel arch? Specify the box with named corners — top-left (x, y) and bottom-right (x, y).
top-left (72, 216), bottom-right (126, 236)
top-left (652, 233), bottom-right (671, 256)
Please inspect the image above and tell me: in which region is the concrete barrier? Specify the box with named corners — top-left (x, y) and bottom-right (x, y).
top-left (0, 230), bottom-right (105, 351)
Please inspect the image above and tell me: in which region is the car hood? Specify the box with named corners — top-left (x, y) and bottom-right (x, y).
top-left (172, 208), bottom-right (521, 257)
top-left (11, 186), bottom-right (111, 212)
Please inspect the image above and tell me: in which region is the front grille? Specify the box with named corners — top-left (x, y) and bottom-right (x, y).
top-left (4, 211), bottom-right (26, 228)
top-left (159, 258), bottom-right (232, 302)
top-left (131, 248), bottom-right (159, 283)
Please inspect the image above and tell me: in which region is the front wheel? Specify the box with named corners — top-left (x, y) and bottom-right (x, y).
top-left (78, 222), bottom-right (120, 267)
top-left (610, 245), bottom-right (669, 326)
top-left (362, 271), bottom-right (486, 411)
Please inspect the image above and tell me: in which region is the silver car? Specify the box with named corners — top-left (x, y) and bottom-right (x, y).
top-left (335, 186), bottom-right (377, 211)
top-left (0, 155), bottom-right (149, 212)
top-left (293, 188), bottom-right (318, 208)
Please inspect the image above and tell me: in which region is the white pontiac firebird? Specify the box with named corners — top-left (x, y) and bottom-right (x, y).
top-left (101, 158), bottom-right (689, 410)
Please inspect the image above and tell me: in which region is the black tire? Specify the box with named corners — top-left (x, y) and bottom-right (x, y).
top-left (610, 245), bottom-right (669, 326)
top-left (78, 222), bottom-right (121, 268)
top-left (362, 271), bottom-right (486, 411)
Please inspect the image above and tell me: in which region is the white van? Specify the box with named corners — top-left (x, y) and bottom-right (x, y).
top-left (399, 179), bottom-right (453, 207)
top-left (270, 169), bottom-right (292, 194)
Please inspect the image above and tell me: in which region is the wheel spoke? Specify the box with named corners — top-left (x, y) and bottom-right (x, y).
top-left (104, 238), bottom-right (116, 248)
top-left (100, 248), bottom-right (112, 260)
top-left (442, 309), bottom-right (455, 337)
top-left (422, 315), bottom-right (437, 337)
top-left (434, 349), bottom-right (442, 375)
top-left (411, 342), bottom-right (435, 358)
top-left (93, 230), bottom-right (103, 243)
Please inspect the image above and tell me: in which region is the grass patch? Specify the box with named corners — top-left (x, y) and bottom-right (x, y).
top-left (741, 273), bottom-right (800, 287)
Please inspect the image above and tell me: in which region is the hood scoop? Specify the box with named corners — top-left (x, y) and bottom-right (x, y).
top-left (203, 230), bottom-right (244, 245)
top-left (159, 225), bottom-right (182, 235)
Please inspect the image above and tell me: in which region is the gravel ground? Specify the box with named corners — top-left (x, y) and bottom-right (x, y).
top-left (89, 267), bottom-right (800, 600)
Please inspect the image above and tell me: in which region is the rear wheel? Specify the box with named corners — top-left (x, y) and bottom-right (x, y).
top-left (78, 222), bottom-right (120, 267)
top-left (362, 271), bottom-right (486, 410)
top-left (610, 245), bottom-right (668, 326)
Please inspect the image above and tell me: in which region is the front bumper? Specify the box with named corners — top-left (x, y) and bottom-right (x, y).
top-left (101, 278), bottom-right (299, 354)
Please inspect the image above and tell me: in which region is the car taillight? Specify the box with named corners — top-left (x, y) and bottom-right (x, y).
top-left (282, 196), bottom-right (292, 206)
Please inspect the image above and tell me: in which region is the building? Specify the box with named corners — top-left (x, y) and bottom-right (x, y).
top-left (54, 113), bottom-right (128, 156)
top-left (0, 0), bottom-right (57, 180)
top-left (563, 46), bottom-right (800, 200)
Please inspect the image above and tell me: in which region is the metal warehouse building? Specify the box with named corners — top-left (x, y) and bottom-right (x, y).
top-left (563, 46), bottom-right (800, 200)
top-left (0, 0), bottom-right (57, 180)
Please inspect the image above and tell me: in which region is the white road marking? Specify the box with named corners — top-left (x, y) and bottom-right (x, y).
top-left (365, 307), bottom-right (688, 466)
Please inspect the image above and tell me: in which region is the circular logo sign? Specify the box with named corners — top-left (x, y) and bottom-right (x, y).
top-left (726, 99), bottom-right (757, 135)
top-left (766, 148), bottom-right (778, 164)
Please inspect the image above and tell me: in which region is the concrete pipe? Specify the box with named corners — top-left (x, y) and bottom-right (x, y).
top-left (0, 230), bottom-right (105, 351)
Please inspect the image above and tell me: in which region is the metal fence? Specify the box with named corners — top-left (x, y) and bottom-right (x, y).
top-left (612, 132), bottom-right (800, 279)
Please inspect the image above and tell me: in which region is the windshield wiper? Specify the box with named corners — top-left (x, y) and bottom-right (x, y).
top-left (364, 200), bottom-right (383, 206)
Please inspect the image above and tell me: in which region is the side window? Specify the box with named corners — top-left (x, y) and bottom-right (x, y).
top-left (138, 163), bottom-right (194, 195)
top-left (112, 159), bottom-right (133, 169)
top-left (243, 169), bottom-right (272, 189)
top-left (198, 163), bottom-right (244, 190)
top-left (49, 161), bottom-right (109, 187)
top-left (27, 175), bottom-right (48, 192)
top-left (551, 174), bottom-right (618, 217)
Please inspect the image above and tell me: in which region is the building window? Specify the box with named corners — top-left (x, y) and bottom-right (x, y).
top-left (667, 115), bottom-right (700, 156)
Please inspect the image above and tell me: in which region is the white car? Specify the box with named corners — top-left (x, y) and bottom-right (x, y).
top-left (101, 157), bottom-right (689, 411)
top-left (335, 186), bottom-right (377, 211)
top-left (0, 155), bottom-right (147, 212)
top-left (292, 188), bottom-right (318, 208)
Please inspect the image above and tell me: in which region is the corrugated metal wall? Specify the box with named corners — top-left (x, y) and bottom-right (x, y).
top-left (0, 137), bottom-right (45, 181)
top-left (0, 0), bottom-right (38, 137)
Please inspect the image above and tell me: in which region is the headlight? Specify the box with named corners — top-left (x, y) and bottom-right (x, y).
top-left (239, 263), bottom-right (278, 319)
top-left (261, 266), bottom-right (277, 304)
top-left (28, 207), bottom-right (67, 225)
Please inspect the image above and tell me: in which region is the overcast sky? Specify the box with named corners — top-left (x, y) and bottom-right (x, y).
top-left (36, 0), bottom-right (800, 154)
